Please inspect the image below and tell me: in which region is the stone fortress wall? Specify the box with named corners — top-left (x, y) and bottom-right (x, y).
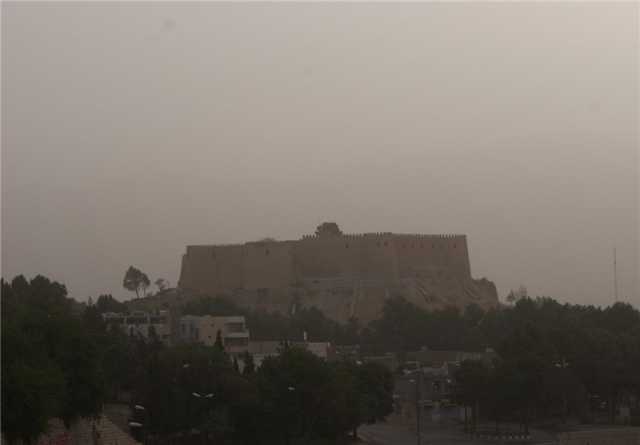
top-left (178, 228), bottom-right (498, 323)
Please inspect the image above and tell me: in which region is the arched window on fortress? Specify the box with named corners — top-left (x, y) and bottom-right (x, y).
top-left (345, 243), bottom-right (349, 249)
top-left (453, 244), bottom-right (456, 249)
top-left (265, 249), bottom-right (270, 256)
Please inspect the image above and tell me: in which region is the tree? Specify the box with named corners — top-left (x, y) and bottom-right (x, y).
top-left (123, 266), bottom-right (150, 299)
top-left (1, 275), bottom-right (106, 443)
top-left (129, 345), bottom-right (235, 439)
top-left (506, 285), bottom-right (528, 304)
top-left (315, 222), bottom-right (343, 237)
top-left (257, 347), bottom-right (331, 443)
top-left (242, 351), bottom-right (256, 376)
top-left (154, 278), bottom-right (169, 292)
top-left (95, 294), bottom-right (127, 313)
top-left (455, 359), bottom-right (491, 433)
top-left (214, 330), bottom-right (224, 351)
top-left (354, 362), bottom-right (394, 431)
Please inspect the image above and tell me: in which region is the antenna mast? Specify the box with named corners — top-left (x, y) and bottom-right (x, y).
top-left (613, 247), bottom-right (618, 302)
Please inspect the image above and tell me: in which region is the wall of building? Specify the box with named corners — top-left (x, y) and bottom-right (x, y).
top-left (244, 241), bottom-right (295, 290)
top-left (178, 315), bottom-right (249, 354)
top-left (103, 311), bottom-right (171, 343)
top-left (392, 234), bottom-right (470, 279)
top-left (178, 232), bottom-right (477, 307)
top-left (293, 234), bottom-right (399, 281)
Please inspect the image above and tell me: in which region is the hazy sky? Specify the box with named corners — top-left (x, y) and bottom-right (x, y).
top-left (2, 2), bottom-right (638, 307)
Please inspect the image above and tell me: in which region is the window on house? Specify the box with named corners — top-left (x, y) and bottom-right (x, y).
top-left (225, 337), bottom-right (249, 347)
top-left (227, 322), bottom-right (245, 333)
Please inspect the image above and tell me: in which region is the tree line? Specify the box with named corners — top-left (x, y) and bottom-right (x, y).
top-left (185, 294), bottom-right (640, 429)
top-left (453, 296), bottom-right (640, 433)
top-left (4, 273), bottom-right (639, 442)
top-left (1, 275), bottom-right (393, 444)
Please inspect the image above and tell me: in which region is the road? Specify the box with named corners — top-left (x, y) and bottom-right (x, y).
top-left (359, 422), bottom-right (483, 445)
top-left (359, 422), bottom-right (557, 445)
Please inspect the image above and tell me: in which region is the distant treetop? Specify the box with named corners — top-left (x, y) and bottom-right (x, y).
top-left (315, 222), bottom-right (342, 237)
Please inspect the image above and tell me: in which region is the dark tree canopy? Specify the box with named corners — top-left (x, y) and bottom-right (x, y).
top-left (94, 294), bottom-right (126, 313)
top-left (4, 271), bottom-right (640, 443)
top-left (122, 266), bottom-right (150, 299)
top-left (154, 278), bottom-right (169, 292)
top-left (1, 276), bottom-right (106, 443)
top-left (214, 329), bottom-right (224, 351)
top-left (315, 222), bottom-right (343, 237)
top-left (242, 351), bottom-right (256, 376)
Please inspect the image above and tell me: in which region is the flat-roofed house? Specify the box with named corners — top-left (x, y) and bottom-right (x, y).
top-left (178, 315), bottom-right (250, 355)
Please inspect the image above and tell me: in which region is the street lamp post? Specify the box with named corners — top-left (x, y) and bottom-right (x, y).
top-left (284, 386), bottom-right (296, 445)
top-left (192, 392), bottom-right (214, 444)
top-left (129, 404), bottom-right (147, 445)
top-left (409, 376), bottom-right (421, 445)
top-left (555, 358), bottom-right (569, 424)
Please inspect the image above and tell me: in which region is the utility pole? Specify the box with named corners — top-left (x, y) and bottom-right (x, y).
top-left (417, 376), bottom-right (421, 445)
top-left (614, 247), bottom-right (618, 302)
top-left (411, 374), bottom-right (421, 445)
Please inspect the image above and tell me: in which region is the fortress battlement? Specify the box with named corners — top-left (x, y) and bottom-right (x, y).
top-left (298, 232), bottom-right (465, 240)
top-left (181, 225), bottom-right (474, 293)
top-left (178, 224), bottom-right (498, 322)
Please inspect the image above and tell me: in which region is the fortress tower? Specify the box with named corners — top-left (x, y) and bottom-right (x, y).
top-left (178, 224), bottom-right (498, 323)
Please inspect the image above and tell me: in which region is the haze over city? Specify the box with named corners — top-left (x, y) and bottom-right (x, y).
top-left (2, 2), bottom-right (638, 306)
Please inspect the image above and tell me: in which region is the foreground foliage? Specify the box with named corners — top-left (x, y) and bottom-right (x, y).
top-left (1, 276), bottom-right (106, 443)
top-left (3, 273), bottom-right (639, 442)
top-left (1, 275), bottom-right (393, 444)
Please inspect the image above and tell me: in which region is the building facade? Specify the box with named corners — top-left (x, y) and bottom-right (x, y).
top-left (178, 315), bottom-right (250, 355)
top-left (177, 226), bottom-right (499, 323)
top-left (103, 310), bottom-right (171, 343)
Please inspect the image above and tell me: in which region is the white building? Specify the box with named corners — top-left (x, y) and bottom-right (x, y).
top-left (102, 310), bottom-right (171, 343)
top-left (179, 315), bottom-right (250, 355)
top-left (248, 340), bottom-right (333, 368)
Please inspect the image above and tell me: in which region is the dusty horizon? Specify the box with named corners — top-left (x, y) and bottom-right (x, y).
top-left (2, 2), bottom-right (638, 307)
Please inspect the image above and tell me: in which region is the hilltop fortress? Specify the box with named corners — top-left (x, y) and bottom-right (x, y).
top-left (178, 223), bottom-right (498, 323)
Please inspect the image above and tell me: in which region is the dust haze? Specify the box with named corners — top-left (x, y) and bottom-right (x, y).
top-left (2, 2), bottom-right (638, 306)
